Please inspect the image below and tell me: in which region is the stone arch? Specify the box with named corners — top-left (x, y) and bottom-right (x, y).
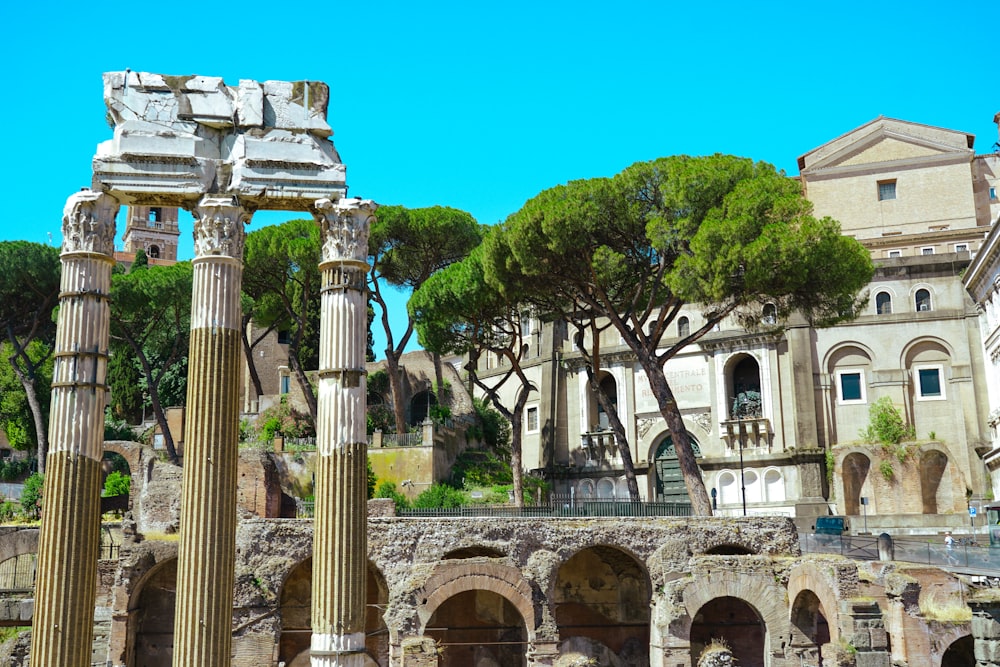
top-left (788, 590), bottom-right (831, 665)
top-left (941, 632), bottom-right (974, 667)
top-left (417, 560), bottom-right (536, 634)
top-left (786, 561), bottom-right (852, 647)
top-left (694, 537), bottom-right (760, 556)
top-left (278, 557), bottom-right (390, 666)
top-left (126, 556), bottom-right (177, 667)
top-left (416, 560), bottom-right (536, 667)
top-left (0, 528), bottom-right (39, 564)
top-left (690, 596), bottom-right (767, 667)
top-left (842, 451), bottom-right (872, 515)
top-left (554, 544), bottom-right (651, 664)
top-left (409, 388), bottom-right (436, 426)
top-left (102, 441), bottom-right (143, 480)
top-left (920, 447), bottom-right (951, 514)
top-left (674, 570), bottom-right (789, 662)
top-left (703, 544), bottom-right (755, 555)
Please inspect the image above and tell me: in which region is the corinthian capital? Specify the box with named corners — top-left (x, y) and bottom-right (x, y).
top-left (192, 196), bottom-right (251, 259)
top-left (313, 197), bottom-right (377, 264)
top-left (62, 191), bottom-right (119, 256)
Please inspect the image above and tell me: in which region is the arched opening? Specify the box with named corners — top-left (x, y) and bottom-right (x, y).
top-left (729, 355), bottom-right (762, 418)
top-left (0, 553), bottom-right (36, 593)
top-left (941, 634), bottom-right (975, 667)
top-left (278, 559), bottom-right (311, 665)
top-left (789, 590), bottom-right (831, 666)
top-left (596, 478), bottom-right (616, 499)
top-left (653, 436), bottom-right (701, 503)
top-left (703, 544), bottom-right (755, 555)
top-left (762, 303), bottom-right (777, 325)
top-left (409, 389), bottom-right (437, 426)
top-left (555, 546), bottom-right (650, 665)
top-left (915, 288), bottom-right (932, 312)
top-left (876, 292), bottom-right (892, 315)
top-left (743, 469), bottom-right (761, 504)
top-left (595, 373), bottom-right (618, 430)
top-left (690, 596), bottom-right (766, 667)
top-left (148, 245), bottom-right (160, 259)
top-left (843, 452), bottom-right (871, 515)
top-left (443, 546), bottom-right (506, 559)
top-left (426, 589), bottom-right (527, 667)
top-left (279, 558), bottom-right (389, 666)
top-left (678, 316), bottom-right (690, 338)
top-left (717, 471), bottom-right (738, 506)
top-left (129, 558), bottom-right (177, 667)
top-left (920, 449), bottom-right (950, 514)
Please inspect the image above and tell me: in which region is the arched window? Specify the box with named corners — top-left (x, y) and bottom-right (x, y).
top-left (596, 478), bottom-right (616, 499)
top-left (743, 470), bottom-right (761, 503)
top-left (578, 479), bottom-right (595, 499)
top-left (148, 245), bottom-right (160, 259)
top-left (762, 303), bottom-right (777, 325)
top-left (915, 289), bottom-right (931, 312)
top-left (875, 292), bottom-right (892, 315)
top-left (678, 316), bottom-right (690, 338)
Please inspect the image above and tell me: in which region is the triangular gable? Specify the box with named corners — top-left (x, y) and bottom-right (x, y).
top-left (798, 117), bottom-right (974, 173)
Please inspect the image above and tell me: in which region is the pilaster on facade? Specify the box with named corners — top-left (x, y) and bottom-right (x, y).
top-left (311, 197), bottom-right (378, 666)
top-left (31, 190), bottom-right (118, 667)
top-left (172, 195), bottom-right (251, 667)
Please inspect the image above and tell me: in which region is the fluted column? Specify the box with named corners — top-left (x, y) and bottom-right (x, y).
top-left (311, 197), bottom-right (377, 666)
top-left (172, 195), bottom-right (251, 667)
top-left (31, 191), bottom-right (118, 667)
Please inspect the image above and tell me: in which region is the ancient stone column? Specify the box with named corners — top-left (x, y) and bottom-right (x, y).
top-left (172, 195), bottom-right (251, 667)
top-left (310, 197), bottom-right (377, 666)
top-left (31, 190), bottom-right (118, 667)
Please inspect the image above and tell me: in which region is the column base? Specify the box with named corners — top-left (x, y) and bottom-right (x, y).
top-left (311, 631), bottom-right (368, 667)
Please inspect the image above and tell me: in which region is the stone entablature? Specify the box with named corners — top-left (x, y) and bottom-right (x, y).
top-left (93, 72), bottom-right (346, 210)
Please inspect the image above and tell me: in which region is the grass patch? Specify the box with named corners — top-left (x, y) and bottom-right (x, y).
top-left (143, 531), bottom-right (179, 542)
top-left (920, 596), bottom-right (972, 623)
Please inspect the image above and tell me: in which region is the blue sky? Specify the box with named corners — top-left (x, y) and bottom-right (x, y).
top-left (1, 1), bottom-right (997, 359)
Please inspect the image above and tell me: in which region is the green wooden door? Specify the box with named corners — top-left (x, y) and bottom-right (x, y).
top-left (654, 437), bottom-right (701, 503)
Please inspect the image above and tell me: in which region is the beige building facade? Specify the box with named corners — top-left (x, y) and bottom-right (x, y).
top-left (478, 116), bottom-right (1000, 529)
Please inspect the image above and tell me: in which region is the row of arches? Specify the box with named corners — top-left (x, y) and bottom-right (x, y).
top-left (842, 447), bottom-right (955, 515)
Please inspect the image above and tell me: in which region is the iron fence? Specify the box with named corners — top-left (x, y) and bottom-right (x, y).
top-left (0, 553), bottom-right (35, 593)
top-left (398, 500), bottom-right (693, 519)
top-left (800, 533), bottom-right (1000, 573)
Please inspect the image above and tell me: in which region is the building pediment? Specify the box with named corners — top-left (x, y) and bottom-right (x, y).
top-left (798, 117), bottom-right (974, 174)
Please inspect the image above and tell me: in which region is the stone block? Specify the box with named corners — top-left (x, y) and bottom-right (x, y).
top-left (975, 638), bottom-right (1000, 663)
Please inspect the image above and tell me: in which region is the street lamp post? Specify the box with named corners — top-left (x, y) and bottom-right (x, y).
top-left (739, 415), bottom-right (747, 517)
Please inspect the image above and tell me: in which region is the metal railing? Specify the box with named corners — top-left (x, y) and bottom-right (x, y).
top-left (800, 533), bottom-right (1000, 574)
top-left (0, 554), bottom-right (35, 593)
top-left (398, 500), bottom-right (693, 519)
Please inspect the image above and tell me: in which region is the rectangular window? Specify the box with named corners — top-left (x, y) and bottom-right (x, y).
top-left (525, 406), bottom-right (539, 433)
top-left (921, 247), bottom-right (935, 255)
top-left (954, 243), bottom-right (969, 253)
top-left (836, 370), bottom-right (866, 404)
top-left (878, 180), bottom-right (897, 201)
top-left (991, 187), bottom-right (997, 200)
top-left (277, 330), bottom-right (291, 344)
top-left (887, 249), bottom-right (903, 258)
top-left (916, 365), bottom-right (945, 400)
top-left (280, 374), bottom-right (291, 394)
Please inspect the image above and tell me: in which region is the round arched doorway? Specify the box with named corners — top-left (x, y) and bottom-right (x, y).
top-left (653, 436), bottom-right (701, 503)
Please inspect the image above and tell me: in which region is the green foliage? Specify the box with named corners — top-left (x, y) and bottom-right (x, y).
top-left (102, 470), bottom-right (131, 497)
top-left (412, 483), bottom-right (466, 509)
top-left (0, 340), bottom-right (53, 450)
top-left (102, 452), bottom-right (130, 476)
top-left (367, 369), bottom-right (390, 399)
top-left (879, 459), bottom-right (895, 481)
top-left (428, 404), bottom-right (452, 424)
top-left (825, 448), bottom-right (835, 486)
top-left (471, 398), bottom-right (511, 454)
top-left (20, 473), bottom-right (43, 519)
top-left (860, 397), bottom-right (914, 445)
top-left (256, 400), bottom-right (315, 441)
top-left (367, 457), bottom-right (377, 499)
top-left (0, 501), bottom-right (17, 523)
top-left (104, 408), bottom-right (137, 441)
top-left (366, 404), bottom-right (394, 435)
top-left (0, 458), bottom-right (31, 482)
top-left (374, 481), bottom-right (411, 512)
top-left (451, 449), bottom-right (513, 488)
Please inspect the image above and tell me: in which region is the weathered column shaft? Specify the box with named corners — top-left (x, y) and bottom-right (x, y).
top-left (172, 196), bottom-right (249, 667)
top-left (311, 198), bottom-right (377, 666)
top-left (31, 191), bottom-right (118, 667)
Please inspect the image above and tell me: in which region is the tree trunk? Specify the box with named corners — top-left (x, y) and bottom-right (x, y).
top-left (240, 313), bottom-right (264, 409)
top-left (642, 359), bottom-right (713, 515)
top-left (7, 350), bottom-right (49, 474)
top-left (134, 351), bottom-right (179, 465)
top-left (383, 350), bottom-right (407, 435)
top-left (287, 341), bottom-right (318, 425)
top-left (433, 351), bottom-right (447, 408)
top-left (508, 389), bottom-right (531, 508)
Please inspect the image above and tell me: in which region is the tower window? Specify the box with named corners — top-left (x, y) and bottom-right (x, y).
top-left (148, 245), bottom-right (160, 259)
top-left (148, 207), bottom-right (162, 226)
